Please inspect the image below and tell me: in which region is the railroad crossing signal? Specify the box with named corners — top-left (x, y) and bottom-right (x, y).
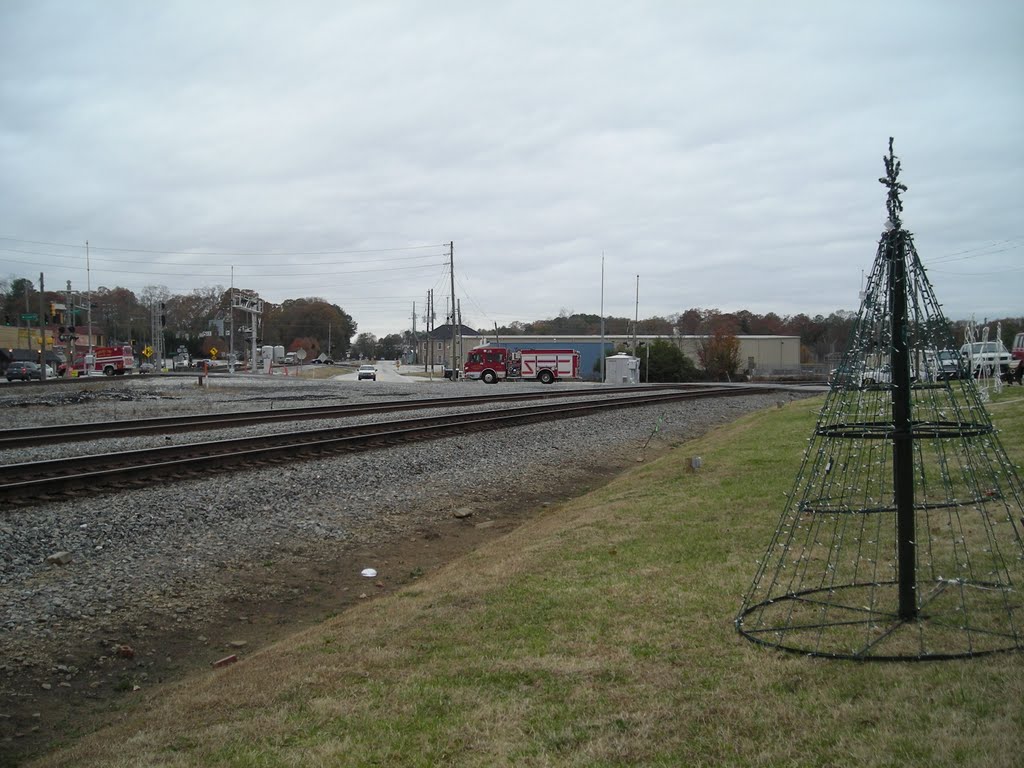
top-left (142, 346), bottom-right (154, 358)
top-left (209, 347), bottom-right (218, 358)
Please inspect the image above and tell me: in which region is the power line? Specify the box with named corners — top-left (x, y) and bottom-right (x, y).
top-left (928, 263), bottom-right (1024, 276)
top-left (925, 238), bottom-right (1022, 265)
top-left (454, 272), bottom-right (494, 329)
top-left (0, 236), bottom-right (447, 258)
top-left (0, 245), bottom-right (448, 268)
top-left (223, 262), bottom-right (448, 278)
top-left (0, 250), bottom-right (448, 278)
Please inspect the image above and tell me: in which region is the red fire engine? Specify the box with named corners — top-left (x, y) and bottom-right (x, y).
top-left (463, 346), bottom-right (580, 384)
top-left (72, 345), bottom-right (135, 376)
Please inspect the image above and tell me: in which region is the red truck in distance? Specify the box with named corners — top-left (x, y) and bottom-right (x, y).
top-left (71, 345), bottom-right (135, 376)
top-left (463, 346), bottom-right (581, 384)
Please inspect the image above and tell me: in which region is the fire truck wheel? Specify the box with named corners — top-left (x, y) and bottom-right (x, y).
top-left (538, 370), bottom-right (554, 384)
top-left (103, 366), bottom-right (115, 376)
top-left (482, 370), bottom-right (497, 384)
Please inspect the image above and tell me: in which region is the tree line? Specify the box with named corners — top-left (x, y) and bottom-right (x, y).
top-left (495, 308), bottom-right (1023, 367)
top-left (3, 274), bottom-right (1018, 368)
top-left (1, 278), bottom-right (357, 362)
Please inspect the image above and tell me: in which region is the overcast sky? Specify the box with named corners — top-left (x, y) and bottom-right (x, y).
top-left (1, 1), bottom-right (1021, 338)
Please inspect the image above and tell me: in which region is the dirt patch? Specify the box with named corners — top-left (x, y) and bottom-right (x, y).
top-left (0, 450), bottom-right (637, 766)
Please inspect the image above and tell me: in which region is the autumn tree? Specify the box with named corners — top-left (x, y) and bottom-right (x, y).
top-left (353, 332), bottom-right (377, 359)
top-left (2, 277), bottom-right (36, 326)
top-left (674, 308), bottom-right (704, 335)
top-left (139, 284), bottom-right (171, 308)
top-left (376, 333), bottom-right (405, 359)
top-left (698, 325), bottom-right (742, 380)
top-left (93, 286), bottom-right (145, 344)
top-left (262, 297), bottom-right (356, 359)
top-left (165, 286), bottom-right (225, 337)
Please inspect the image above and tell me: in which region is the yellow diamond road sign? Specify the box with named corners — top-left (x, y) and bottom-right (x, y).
top-left (209, 347), bottom-right (218, 358)
top-left (142, 346), bottom-right (153, 358)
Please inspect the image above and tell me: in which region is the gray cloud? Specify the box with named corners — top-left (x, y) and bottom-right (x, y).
top-left (2, 1), bottom-right (1021, 336)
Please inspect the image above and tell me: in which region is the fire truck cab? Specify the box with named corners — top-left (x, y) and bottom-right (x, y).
top-left (463, 346), bottom-right (580, 384)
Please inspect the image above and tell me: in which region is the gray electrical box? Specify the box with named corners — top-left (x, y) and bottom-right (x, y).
top-left (605, 353), bottom-right (639, 385)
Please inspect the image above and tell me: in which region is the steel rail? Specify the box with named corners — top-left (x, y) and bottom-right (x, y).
top-left (0, 386), bottom-right (764, 504)
top-left (0, 384), bottom-right (711, 448)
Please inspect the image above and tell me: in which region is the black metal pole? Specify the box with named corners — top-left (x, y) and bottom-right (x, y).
top-left (889, 228), bottom-right (917, 620)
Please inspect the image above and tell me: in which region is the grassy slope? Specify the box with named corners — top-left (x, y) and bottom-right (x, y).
top-left (35, 393), bottom-right (1024, 768)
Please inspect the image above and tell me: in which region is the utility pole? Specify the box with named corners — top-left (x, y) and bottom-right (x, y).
top-left (21, 280), bottom-right (29, 350)
top-left (411, 301), bottom-right (418, 365)
top-left (229, 266), bottom-right (234, 368)
top-left (633, 274), bottom-right (639, 353)
top-left (449, 241), bottom-right (456, 379)
top-left (600, 254), bottom-right (606, 383)
top-left (38, 272), bottom-right (47, 380)
top-left (426, 290), bottom-right (434, 376)
top-left (457, 299), bottom-right (463, 371)
top-left (66, 280), bottom-right (74, 370)
top-left (445, 295), bottom-right (451, 363)
top-left (86, 241), bottom-right (94, 355)
top-left (150, 300), bottom-right (157, 369)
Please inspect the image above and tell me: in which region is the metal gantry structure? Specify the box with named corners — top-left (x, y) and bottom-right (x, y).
top-left (736, 139), bottom-right (1024, 660)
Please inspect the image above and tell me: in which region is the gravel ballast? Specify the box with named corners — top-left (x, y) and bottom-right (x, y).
top-left (0, 373), bottom-right (813, 753)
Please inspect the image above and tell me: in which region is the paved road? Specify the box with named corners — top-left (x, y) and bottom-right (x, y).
top-left (334, 359), bottom-right (436, 384)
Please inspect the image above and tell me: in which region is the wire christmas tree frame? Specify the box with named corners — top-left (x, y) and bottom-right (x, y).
top-left (735, 139), bottom-right (1024, 660)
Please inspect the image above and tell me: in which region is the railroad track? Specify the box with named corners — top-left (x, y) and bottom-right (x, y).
top-left (0, 386), bottom-right (766, 505)
top-left (0, 384), bottom-right (711, 448)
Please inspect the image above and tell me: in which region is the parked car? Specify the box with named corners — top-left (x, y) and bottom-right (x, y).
top-left (860, 365), bottom-right (892, 386)
top-left (959, 341), bottom-right (1012, 377)
top-left (5, 361), bottom-right (42, 381)
top-left (859, 362), bottom-right (923, 387)
top-left (357, 364), bottom-right (377, 381)
top-left (828, 364), bottom-right (853, 387)
top-left (138, 362), bottom-right (155, 374)
top-left (933, 350), bottom-right (964, 381)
